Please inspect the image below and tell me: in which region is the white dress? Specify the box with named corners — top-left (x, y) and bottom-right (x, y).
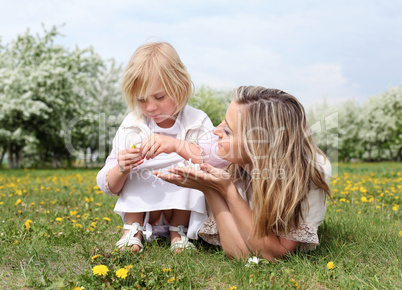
top-left (114, 118), bottom-right (207, 241)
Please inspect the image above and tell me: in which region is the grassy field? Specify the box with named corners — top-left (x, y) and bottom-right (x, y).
top-left (0, 163), bottom-right (401, 289)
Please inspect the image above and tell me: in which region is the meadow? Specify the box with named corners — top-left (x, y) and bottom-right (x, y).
top-left (0, 162), bottom-right (401, 289)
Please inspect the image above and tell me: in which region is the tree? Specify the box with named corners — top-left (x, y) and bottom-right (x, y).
top-left (0, 25), bottom-right (106, 168)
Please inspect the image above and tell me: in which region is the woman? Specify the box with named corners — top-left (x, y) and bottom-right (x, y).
top-left (155, 86), bottom-right (332, 261)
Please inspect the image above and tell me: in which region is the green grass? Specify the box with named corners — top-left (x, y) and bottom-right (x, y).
top-left (0, 163), bottom-right (401, 289)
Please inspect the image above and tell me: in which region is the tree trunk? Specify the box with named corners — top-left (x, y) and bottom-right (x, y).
top-left (0, 146), bottom-right (6, 168)
top-left (90, 148), bottom-right (94, 169)
top-left (398, 147), bottom-right (402, 162)
top-left (84, 151), bottom-right (87, 168)
top-left (8, 144), bottom-right (15, 169)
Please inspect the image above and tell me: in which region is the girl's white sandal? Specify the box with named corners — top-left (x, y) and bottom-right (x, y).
top-left (169, 225), bottom-right (196, 251)
top-left (116, 222), bottom-right (144, 252)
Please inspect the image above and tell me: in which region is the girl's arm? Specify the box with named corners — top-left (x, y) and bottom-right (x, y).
top-left (140, 134), bottom-right (204, 164)
top-left (96, 147), bottom-right (144, 195)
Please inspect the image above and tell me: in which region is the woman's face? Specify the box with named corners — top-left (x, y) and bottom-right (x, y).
top-left (213, 101), bottom-right (251, 167)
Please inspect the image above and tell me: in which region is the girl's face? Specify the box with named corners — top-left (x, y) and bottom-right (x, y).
top-left (137, 79), bottom-right (177, 128)
top-left (213, 101), bottom-right (251, 167)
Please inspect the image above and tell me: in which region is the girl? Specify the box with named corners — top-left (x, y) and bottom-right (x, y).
top-left (156, 86), bottom-right (332, 260)
top-left (97, 42), bottom-right (226, 253)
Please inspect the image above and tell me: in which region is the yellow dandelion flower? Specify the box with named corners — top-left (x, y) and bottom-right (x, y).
top-left (399, 231), bottom-right (402, 237)
top-left (55, 217), bottom-right (63, 222)
top-left (13, 240), bottom-right (19, 245)
top-left (103, 217), bottom-right (111, 222)
top-left (116, 268), bottom-right (129, 279)
top-left (124, 265), bottom-right (133, 270)
top-left (339, 198), bottom-right (346, 202)
top-left (168, 277), bottom-right (175, 283)
top-left (91, 222), bottom-right (97, 228)
top-left (327, 261), bottom-right (335, 270)
top-left (14, 199), bottom-right (22, 206)
top-left (73, 287), bottom-right (82, 290)
top-left (162, 268), bottom-right (171, 273)
top-left (24, 219), bottom-right (33, 230)
top-left (0, 202), bottom-right (4, 205)
top-left (74, 223), bottom-right (83, 229)
top-left (91, 254), bottom-right (102, 262)
top-left (229, 286), bottom-right (237, 290)
top-left (70, 211), bottom-right (78, 216)
top-left (97, 203), bottom-right (101, 206)
top-left (392, 206), bottom-right (398, 211)
top-left (117, 225), bottom-right (122, 230)
top-left (85, 197), bottom-right (90, 203)
top-left (92, 265), bottom-right (109, 277)
top-left (361, 196), bottom-right (368, 203)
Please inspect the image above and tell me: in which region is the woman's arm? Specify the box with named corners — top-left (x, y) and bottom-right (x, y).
top-left (156, 164), bottom-right (299, 260)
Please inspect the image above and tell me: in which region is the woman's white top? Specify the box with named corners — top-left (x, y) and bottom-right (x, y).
top-left (96, 105), bottom-right (228, 241)
top-left (235, 154), bottom-right (332, 252)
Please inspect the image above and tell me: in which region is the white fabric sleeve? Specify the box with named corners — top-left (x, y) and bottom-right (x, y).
top-left (96, 148), bottom-right (119, 196)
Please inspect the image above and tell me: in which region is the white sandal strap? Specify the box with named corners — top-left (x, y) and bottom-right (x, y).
top-left (169, 225), bottom-right (187, 236)
top-left (170, 236), bottom-right (195, 251)
top-left (116, 222), bottom-right (144, 251)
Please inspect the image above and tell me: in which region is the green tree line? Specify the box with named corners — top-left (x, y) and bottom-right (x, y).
top-left (0, 27), bottom-right (400, 168)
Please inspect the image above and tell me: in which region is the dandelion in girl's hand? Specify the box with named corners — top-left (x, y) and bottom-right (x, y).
top-left (92, 265), bottom-right (109, 277)
top-left (327, 261), bottom-right (335, 270)
top-left (116, 268), bottom-right (128, 279)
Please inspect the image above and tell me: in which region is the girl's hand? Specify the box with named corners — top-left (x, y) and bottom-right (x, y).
top-left (140, 133), bottom-right (180, 160)
top-left (154, 163), bottom-right (233, 196)
top-left (117, 148), bottom-right (144, 174)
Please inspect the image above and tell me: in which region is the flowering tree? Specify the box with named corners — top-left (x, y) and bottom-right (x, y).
top-left (0, 26), bottom-right (113, 168)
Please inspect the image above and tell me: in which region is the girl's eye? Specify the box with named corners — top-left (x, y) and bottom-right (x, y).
top-left (155, 95), bottom-right (165, 100)
top-left (223, 128), bottom-right (231, 135)
top-left (137, 98), bottom-right (146, 102)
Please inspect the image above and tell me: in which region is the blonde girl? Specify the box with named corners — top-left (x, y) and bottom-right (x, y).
top-left (97, 42), bottom-right (225, 253)
top-left (157, 86), bottom-right (332, 260)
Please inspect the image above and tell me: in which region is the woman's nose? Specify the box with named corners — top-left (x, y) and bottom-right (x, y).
top-left (213, 122), bottom-right (223, 136)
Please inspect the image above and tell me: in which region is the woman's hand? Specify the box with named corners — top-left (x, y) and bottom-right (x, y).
top-left (140, 133), bottom-right (180, 160)
top-left (117, 148), bottom-right (144, 174)
top-left (154, 163), bottom-right (234, 197)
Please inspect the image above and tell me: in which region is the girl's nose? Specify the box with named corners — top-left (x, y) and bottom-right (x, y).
top-left (146, 100), bottom-right (157, 111)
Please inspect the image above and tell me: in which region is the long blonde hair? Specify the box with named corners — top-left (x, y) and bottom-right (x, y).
top-left (121, 42), bottom-right (194, 115)
top-left (228, 86), bottom-right (331, 238)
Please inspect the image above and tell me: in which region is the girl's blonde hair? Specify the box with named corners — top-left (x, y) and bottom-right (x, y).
top-left (228, 86), bottom-right (331, 238)
top-left (121, 42), bottom-right (194, 114)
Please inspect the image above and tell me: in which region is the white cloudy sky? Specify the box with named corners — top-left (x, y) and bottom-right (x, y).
top-left (1, 0), bottom-right (401, 107)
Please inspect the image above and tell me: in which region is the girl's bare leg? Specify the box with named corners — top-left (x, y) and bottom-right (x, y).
top-left (169, 209), bottom-right (191, 244)
top-left (122, 212), bottom-right (144, 252)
